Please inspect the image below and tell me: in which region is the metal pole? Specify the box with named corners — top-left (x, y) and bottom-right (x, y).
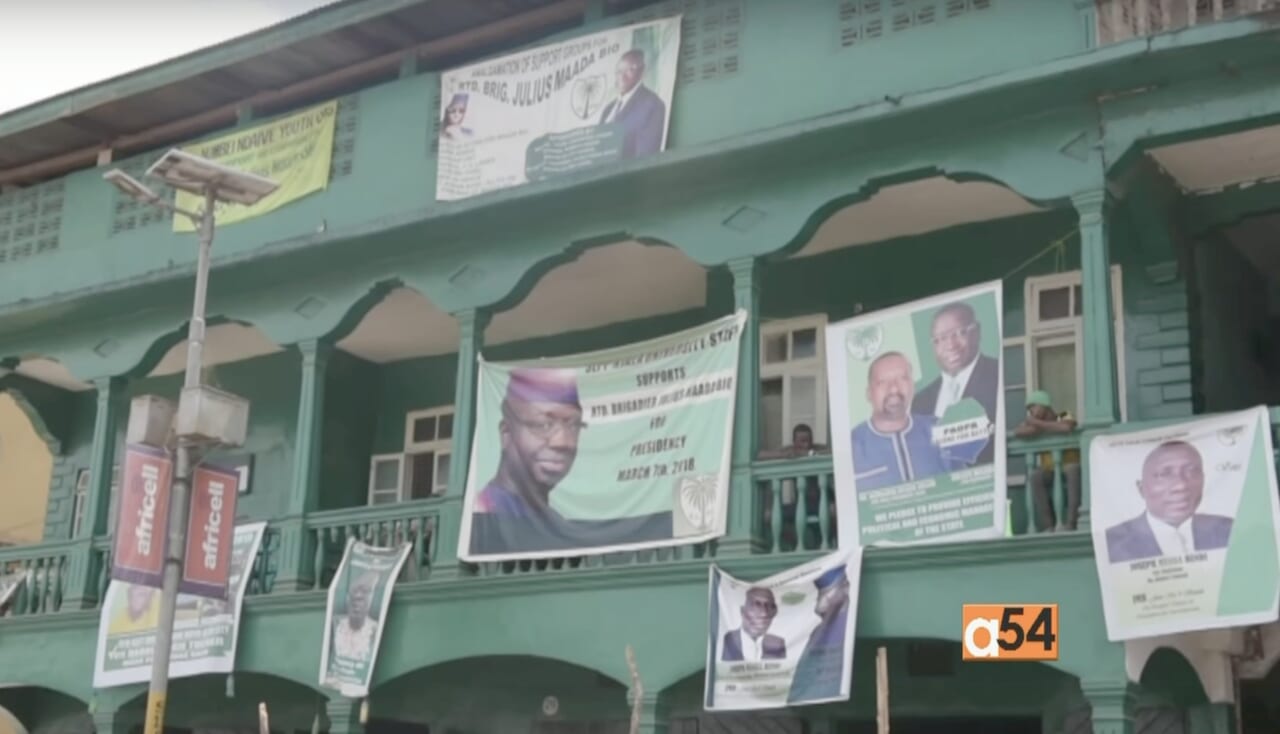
top-left (142, 187), bottom-right (217, 734)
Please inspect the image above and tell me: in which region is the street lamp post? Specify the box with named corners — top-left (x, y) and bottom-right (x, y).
top-left (104, 150), bottom-right (279, 734)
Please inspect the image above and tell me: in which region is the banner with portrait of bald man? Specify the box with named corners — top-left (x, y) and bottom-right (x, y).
top-left (704, 548), bottom-right (863, 711)
top-left (825, 281), bottom-right (1006, 547)
top-left (319, 538), bottom-right (411, 697)
top-left (458, 311), bottom-right (746, 561)
top-left (1090, 406), bottom-right (1280, 640)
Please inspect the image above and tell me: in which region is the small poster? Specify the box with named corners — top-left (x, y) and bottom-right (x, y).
top-left (319, 538), bottom-right (411, 697)
top-left (1090, 406), bottom-right (1280, 640)
top-left (704, 548), bottom-right (862, 711)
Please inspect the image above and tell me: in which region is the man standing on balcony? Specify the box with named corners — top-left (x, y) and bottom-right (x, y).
top-left (1013, 389), bottom-right (1080, 531)
top-left (851, 352), bottom-right (949, 491)
top-left (913, 301), bottom-right (999, 465)
top-left (1105, 440), bottom-right (1234, 563)
top-left (470, 367), bottom-right (672, 554)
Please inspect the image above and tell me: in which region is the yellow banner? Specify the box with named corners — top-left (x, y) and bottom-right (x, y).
top-left (172, 100), bottom-right (338, 232)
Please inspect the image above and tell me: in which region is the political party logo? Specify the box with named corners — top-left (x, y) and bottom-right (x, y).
top-left (846, 325), bottom-right (883, 362)
top-left (961, 604), bottom-right (1058, 661)
top-left (674, 473), bottom-right (719, 536)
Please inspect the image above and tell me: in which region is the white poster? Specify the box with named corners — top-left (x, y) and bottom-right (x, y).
top-left (319, 538), bottom-right (412, 698)
top-left (1090, 406), bottom-right (1280, 640)
top-left (704, 548), bottom-right (862, 711)
top-left (436, 16), bottom-right (681, 201)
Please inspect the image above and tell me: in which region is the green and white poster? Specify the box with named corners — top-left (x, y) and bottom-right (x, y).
top-left (92, 522), bottom-right (266, 688)
top-left (1090, 406), bottom-right (1280, 640)
top-left (319, 538), bottom-right (411, 697)
top-left (825, 281), bottom-right (1005, 546)
top-left (458, 311), bottom-right (746, 561)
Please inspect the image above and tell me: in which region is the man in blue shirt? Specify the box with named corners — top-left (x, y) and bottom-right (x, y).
top-left (851, 352), bottom-right (948, 492)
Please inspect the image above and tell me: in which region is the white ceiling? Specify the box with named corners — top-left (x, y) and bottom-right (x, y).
top-left (337, 287), bottom-right (459, 362)
top-left (148, 322), bottom-right (283, 377)
top-left (795, 177), bottom-right (1044, 258)
top-left (14, 357), bottom-right (91, 392)
top-left (1149, 122), bottom-right (1280, 193)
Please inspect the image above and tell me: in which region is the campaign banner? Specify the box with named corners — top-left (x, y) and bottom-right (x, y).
top-left (319, 539), bottom-right (411, 698)
top-left (435, 16), bottom-right (681, 202)
top-left (0, 570), bottom-right (27, 613)
top-left (825, 281), bottom-right (1006, 547)
top-left (180, 463), bottom-right (241, 599)
top-left (93, 522), bottom-right (267, 688)
top-left (172, 100), bottom-right (337, 232)
top-left (111, 444), bottom-right (174, 589)
top-left (1091, 406), bottom-right (1280, 640)
top-left (704, 548), bottom-right (863, 711)
top-left (457, 311), bottom-right (746, 561)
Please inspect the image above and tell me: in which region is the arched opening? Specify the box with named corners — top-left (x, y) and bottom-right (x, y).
top-left (0, 688), bottom-right (85, 734)
top-left (370, 655), bottom-right (627, 733)
top-left (114, 673), bottom-right (324, 734)
top-left (662, 637), bottom-right (1065, 733)
top-left (0, 391), bottom-right (55, 546)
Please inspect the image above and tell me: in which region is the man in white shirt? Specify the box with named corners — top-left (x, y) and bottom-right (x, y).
top-left (912, 302), bottom-right (999, 464)
top-left (721, 587), bottom-right (786, 661)
top-left (332, 570), bottom-right (380, 661)
top-left (1105, 440), bottom-right (1234, 563)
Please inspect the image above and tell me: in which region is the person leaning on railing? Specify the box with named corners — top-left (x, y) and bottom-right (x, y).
top-left (757, 424), bottom-right (832, 549)
top-left (1013, 390), bottom-right (1081, 532)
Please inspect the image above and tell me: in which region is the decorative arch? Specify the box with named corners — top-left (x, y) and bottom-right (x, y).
top-left (0, 380), bottom-right (64, 456)
top-left (1125, 633), bottom-right (1234, 704)
top-left (0, 686), bottom-right (86, 734)
top-left (114, 672), bottom-right (326, 732)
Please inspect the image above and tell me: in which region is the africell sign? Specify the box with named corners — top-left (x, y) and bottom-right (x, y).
top-left (180, 463), bottom-right (240, 599)
top-left (111, 444), bottom-right (174, 589)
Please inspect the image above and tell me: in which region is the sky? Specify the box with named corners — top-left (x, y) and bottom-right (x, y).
top-left (0, 0), bottom-right (336, 115)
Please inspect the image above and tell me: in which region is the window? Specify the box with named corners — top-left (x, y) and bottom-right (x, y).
top-left (366, 407), bottom-right (454, 505)
top-left (759, 315), bottom-right (828, 452)
top-left (1015, 267), bottom-right (1127, 423)
top-left (71, 464), bottom-right (121, 538)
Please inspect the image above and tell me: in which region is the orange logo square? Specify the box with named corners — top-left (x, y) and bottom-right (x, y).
top-left (961, 604), bottom-right (1058, 661)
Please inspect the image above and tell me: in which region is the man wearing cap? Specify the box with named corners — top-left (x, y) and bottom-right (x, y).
top-left (440, 93), bottom-right (474, 140)
top-left (469, 367), bottom-right (673, 554)
top-left (1013, 390), bottom-right (1080, 531)
top-left (788, 565), bottom-right (852, 704)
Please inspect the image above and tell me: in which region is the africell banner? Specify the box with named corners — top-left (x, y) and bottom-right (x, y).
top-left (111, 444), bottom-right (174, 589)
top-left (180, 463), bottom-right (240, 599)
top-left (457, 311), bottom-right (745, 561)
top-left (1090, 406), bottom-right (1280, 640)
top-left (705, 548), bottom-right (863, 711)
top-left (825, 281), bottom-right (1006, 547)
top-left (435, 16), bottom-right (681, 202)
top-left (93, 522), bottom-right (266, 688)
top-left (319, 539), bottom-right (411, 698)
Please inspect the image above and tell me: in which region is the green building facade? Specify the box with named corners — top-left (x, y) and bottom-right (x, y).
top-left (1, 1), bottom-right (1279, 732)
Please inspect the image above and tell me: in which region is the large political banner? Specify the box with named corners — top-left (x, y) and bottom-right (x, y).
top-left (172, 100), bottom-right (337, 232)
top-left (704, 548), bottom-right (862, 711)
top-left (458, 311), bottom-right (746, 561)
top-left (1091, 406), bottom-right (1280, 640)
top-left (826, 281), bottom-right (1005, 547)
top-left (93, 522), bottom-right (267, 688)
top-left (319, 539), bottom-right (411, 698)
top-left (435, 16), bottom-right (681, 202)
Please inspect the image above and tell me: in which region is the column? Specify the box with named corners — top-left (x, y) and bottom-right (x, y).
top-left (1081, 680), bottom-right (1138, 734)
top-left (1073, 189), bottom-right (1119, 428)
top-left (725, 257), bottom-right (760, 555)
top-left (436, 308), bottom-right (489, 578)
top-left (91, 705), bottom-right (120, 734)
top-left (1187, 703), bottom-right (1235, 734)
top-left (275, 339), bottom-right (332, 592)
top-left (64, 376), bottom-right (125, 609)
top-left (325, 698), bottom-right (363, 734)
top-left (634, 692), bottom-right (668, 734)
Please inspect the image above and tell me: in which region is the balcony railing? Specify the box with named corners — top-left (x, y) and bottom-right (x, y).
top-left (0, 539), bottom-right (75, 616)
top-left (306, 500), bottom-right (440, 590)
top-left (1095, 0), bottom-right (1279, 45)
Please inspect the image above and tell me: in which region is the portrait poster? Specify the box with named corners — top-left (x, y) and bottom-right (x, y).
top-left (1090, 406), bottom-right (1280, 641)
top-left (704, 548), bottom-right (863, 711)
top-left (93, 522), bottom-right (267, 688)
top-left (457, 311), bottom-right (746, 562)
top-left (435, 16), bottom-right (681, 202)
top-left (171, 100), bottom-right (338, 232)
top-left (319, 538), bottom-right (411, 698)
top-left (825, 281), bottom-right (1006, 547)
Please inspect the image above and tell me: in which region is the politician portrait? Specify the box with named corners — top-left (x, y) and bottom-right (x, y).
top-left (1105, 440), bottom-right (1234, 564)
top-left (597, 48), bottom-right (666, 159)
top-left (912, 300), bottom-right (999, 465)
top-left (721, 587), bottom-right (787, 662)
top-left (330, 569), bottom-right (381, 663)
top-left (851, 351), bottom-right (951, 491)
top-left (787, 565), bottom-right (851, 704)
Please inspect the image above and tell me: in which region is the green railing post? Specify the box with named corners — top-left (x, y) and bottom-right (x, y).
top-left (1074, 189), bottom-right (1119, 428)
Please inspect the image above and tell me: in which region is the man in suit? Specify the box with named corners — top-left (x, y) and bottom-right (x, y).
top-left (1105, 440), bottom-right (1234, 563)
top-left (597, 49), bottom-right (667, 159)
top-left (912, 301), bottom-right (999, 464)
top-left (722, 587), bottom-right (786, 661)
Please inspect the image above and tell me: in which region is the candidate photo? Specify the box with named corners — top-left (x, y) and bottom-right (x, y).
top-left (330, 568), bottom-right (382, 663)
top-left (912, 300), bottom-right (999, 465)
top-left (850, 351), bottom-right (951, 491)
top-left (1105, 440), bottom-right (1235, 563)
top-left (596, 48), bottom-right (666, 159)
top-left (721, 587), bottom-right (786, 662)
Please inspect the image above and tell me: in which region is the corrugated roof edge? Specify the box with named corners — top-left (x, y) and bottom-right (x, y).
top-left (0, 0), bottom-right (425, 139)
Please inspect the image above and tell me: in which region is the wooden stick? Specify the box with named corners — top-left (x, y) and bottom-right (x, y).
top-left (626, 644), bottom-right (644, 734)
top-left (876, 646), bottom-right (889, 734)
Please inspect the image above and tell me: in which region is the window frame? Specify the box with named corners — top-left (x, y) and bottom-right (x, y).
top-left (758, 314), bottom-right (829, 450)
top-left (366, 453), bottom-right (406, 506)
top-left (366, 406), bottom-right (456, 505)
